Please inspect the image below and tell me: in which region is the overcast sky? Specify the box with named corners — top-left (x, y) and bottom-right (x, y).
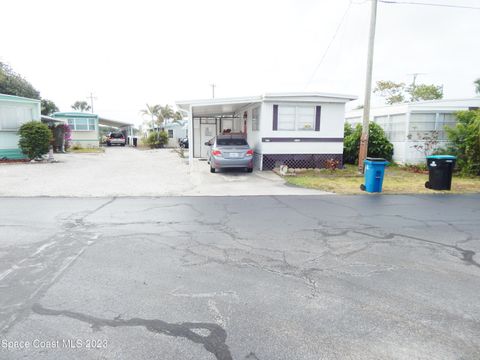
top-left (1, 0), bottom-right (479, 125)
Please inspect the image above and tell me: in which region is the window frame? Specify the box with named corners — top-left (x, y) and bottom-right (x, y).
top-left (67, 117), bottom-right (97, 131)
top-left (252, 106), bottom-right (260, 131)
top-left (277, 105), bottom-right (316, 131)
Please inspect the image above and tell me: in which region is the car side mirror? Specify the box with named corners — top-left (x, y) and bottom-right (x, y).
top-left (204, 142), bottom-right (211, 146)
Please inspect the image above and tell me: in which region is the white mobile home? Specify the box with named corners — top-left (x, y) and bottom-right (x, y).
top-left (345, 98), bottom-right (480, 164)
top-left (164, 121), bottom-right (187, 147)
top-left (176, 92), bottom-right (356, 170)
top-left (0, 94), bottom-right (41, 159)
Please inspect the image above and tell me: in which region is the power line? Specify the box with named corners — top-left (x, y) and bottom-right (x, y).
top-left (379, 0), bottom-right (480, 10)
top-left (304, 2), bottom-right (352, 89)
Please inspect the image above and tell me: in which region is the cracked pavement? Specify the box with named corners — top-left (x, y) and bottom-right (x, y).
top-left (0, 195), bottom-right (479, 359)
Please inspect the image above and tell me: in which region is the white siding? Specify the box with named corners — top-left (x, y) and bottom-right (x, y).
top-left (260, 101), bottom-right (345, 154)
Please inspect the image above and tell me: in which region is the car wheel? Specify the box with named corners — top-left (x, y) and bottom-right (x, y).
top-left (107, 142), bottom-right (111, 146)
top-left (210, 166), bottom-right (215, 173)
top-left (121, 144), bottom-right (126, 147)
top-left (247, 168), bottom-right (253, 173)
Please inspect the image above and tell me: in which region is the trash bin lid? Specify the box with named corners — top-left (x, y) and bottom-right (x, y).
top-left (365, 157), bottom-right (387, 162)
top-left (426, 155), bottom-right (456, 160)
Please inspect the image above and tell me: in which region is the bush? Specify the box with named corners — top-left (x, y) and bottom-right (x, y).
top-left (343, 122), bottom-right (394, 164)
top-left (444, 110), bottom-right (480, 176)
top-left (18, 121), bottom-right (52, 159)
top-left (144, 131), bottom-right (169, 148)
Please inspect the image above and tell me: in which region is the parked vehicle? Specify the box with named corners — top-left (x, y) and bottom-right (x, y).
top-left (178, 137), bottom-right (189, 149)
top-left (206, 135), bottom-right (253, 173)
top-left (106, 133), bottom-right (126, 146)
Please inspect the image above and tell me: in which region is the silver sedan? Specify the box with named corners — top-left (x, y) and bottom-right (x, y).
top-left (206, 135), bottom-right (254, 173)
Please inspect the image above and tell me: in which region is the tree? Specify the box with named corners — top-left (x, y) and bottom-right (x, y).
top-left (41, 99), bottom-right (59, 116)
top-left (18, 121), bottom-right (52, 159)
top-left (344, 122), bottom-right (394, 164)
top-left (474, 78), bottom-right (480, 95)
top-left (140, 104), bottom-right (182, 129)
top-left (0, 62), bottom-right (40, 99)
top-left (444, 110), bottom-right (480, 176)
top-left (173, 111), bottom-right (183, 121)
top-left (373, 80), bottom-right (405, 105)
top-left (374, 80), bottom-right (443, 104)
top-left (409, 84), bottom-right (443, 102)
top-left (141, 104), bottom-right (161, 130)
top-left (71, 101), bottom-right (91, 112)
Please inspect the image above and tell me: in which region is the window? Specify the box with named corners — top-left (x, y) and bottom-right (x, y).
top-left (252, 107), bottom-right (260, 131)
top-left (67, 118), bottom-right (96, 131)
top-left (168, 129), bottom-right (174, 138)
top-left (217, 138), bottom-right (248, 146)
top-left (436, 113), bottom-right (456, 140)
top-left (0, 106), bottom-right (33, 130)
top-left (277, 106), bottom-right (315, 131)
top-left (389, 114), bottom-right (406, 141)
top-left (89, 118), bottom-right (96, 131)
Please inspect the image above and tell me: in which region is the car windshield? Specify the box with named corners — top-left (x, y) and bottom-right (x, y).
top-left (217, 138), bottom-right (247, 146)
top-left (111, 133), bottom-right (124, 138)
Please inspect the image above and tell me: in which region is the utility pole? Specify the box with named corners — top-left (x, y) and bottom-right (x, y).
top-left (358, 0), bottom-right (378, 172)
top-left (210, 83), bottom-right (216, 99)
top-left (87, 92), bottom-right (97, 113)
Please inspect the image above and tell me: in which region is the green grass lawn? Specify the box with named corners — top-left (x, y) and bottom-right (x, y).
top-left (285, 165), bottom-right (480, 194)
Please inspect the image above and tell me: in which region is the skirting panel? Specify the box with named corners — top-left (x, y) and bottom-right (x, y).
top-left (262, 153), bottom-right (343, 170)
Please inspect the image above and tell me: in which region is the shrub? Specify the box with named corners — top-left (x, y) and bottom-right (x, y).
top-left (144, 131), bottom-right (169, 148)
top-left (444, 110), bottom-right (480, 176)
top-left (343, 122), bottom-right (394, 164)
top-left (63, 124), bottom-right (72, 150)
top-left (18, 121), bottom-right (52, 159)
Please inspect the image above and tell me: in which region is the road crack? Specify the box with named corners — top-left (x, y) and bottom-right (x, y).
top-left (32, 303), bottom-right (232, 360)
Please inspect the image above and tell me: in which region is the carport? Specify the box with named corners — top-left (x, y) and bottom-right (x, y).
top-left (176, 96), bottom-right (262, 163)
top-left (98, 117), bottom-right (136, 145)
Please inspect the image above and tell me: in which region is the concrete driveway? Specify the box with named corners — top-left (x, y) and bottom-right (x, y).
top-left (1, 195), bottom-right (479, 359)
top-left (0, 147), bottom-right (324, 197)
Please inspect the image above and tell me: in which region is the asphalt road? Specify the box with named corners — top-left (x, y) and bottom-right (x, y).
top-left (0, 195), bottom-right (479, 359)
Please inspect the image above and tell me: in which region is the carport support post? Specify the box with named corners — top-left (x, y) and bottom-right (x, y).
top-left (188, 105), bottom-right (193, 168)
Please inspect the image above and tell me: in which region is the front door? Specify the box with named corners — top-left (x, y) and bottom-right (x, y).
top-left (200, 122), bottom-right (216, 158)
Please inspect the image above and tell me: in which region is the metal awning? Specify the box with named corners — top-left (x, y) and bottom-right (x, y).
top-left (98, 117), bottom-right (134, 128)
top-left (41, 115), bottom-right (66, 125)
top-left (176, 96), bottom-right (262, 117)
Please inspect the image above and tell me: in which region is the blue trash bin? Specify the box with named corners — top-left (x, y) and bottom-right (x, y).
top-left (361, 157), bottom-right (389, 193)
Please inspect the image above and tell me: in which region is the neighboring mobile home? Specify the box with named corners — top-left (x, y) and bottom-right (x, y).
top-left (164, 120), bottom-right (187, 147)
top-left (345, 98), bottom-right (480, 164)
top-left (52, 112), bottom-right (99, 148)
top-left (176, 92), bottom-right (356, 170)
top-left (0, 93), bottom-right (41, 159)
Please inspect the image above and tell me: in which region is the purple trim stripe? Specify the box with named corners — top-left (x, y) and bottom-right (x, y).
top-left (272, 104), bottom-right (278, 131)
top-left (315, 106), bottom-right (321, 131)
top-left (262, 137), bottom-right (343, 143)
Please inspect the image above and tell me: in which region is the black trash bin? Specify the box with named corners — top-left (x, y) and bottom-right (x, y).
top-left (133, 137), bottom-right (138, 147)
top-left (425, 155), bottom-right (456, 190)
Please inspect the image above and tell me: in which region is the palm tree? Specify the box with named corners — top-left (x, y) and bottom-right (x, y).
top-left (158, 105), bottom-right (175, 127)
top-left (173, 111), bottom-right (183, 122)
top-left (474, 78), bottom-right (480, 95)
top-left (71, 101), bottom-right (91, 112)
top-left (140, 104), bottom-right (161, 132)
